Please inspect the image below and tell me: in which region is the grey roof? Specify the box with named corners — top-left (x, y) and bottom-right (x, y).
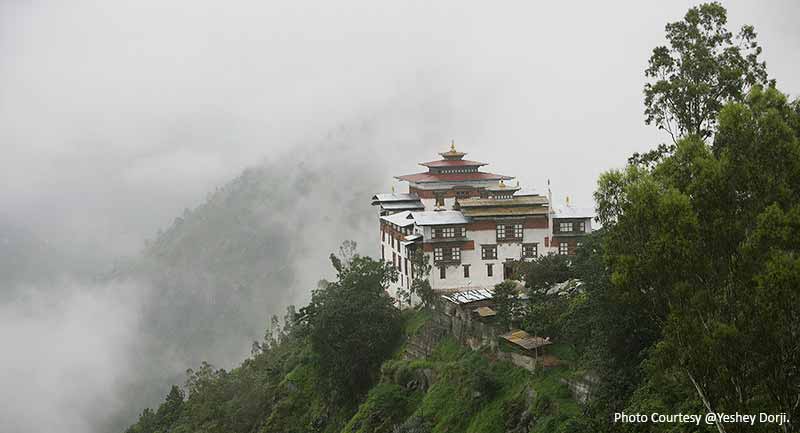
top-left (380, 201), bottom-right (425, 211)
top-left (442, 288), bottom-right (494, 305)
top-left (401, 234), bottom-right (422, 246)
top-left (381, 211), bottom-right (416, 227)
top-left (371, 192), bottom-right (420, 203)
top-left (513, 187), bottom-right (539, 197)
top-left (410, 210), bottom-right (469, 226)
top-left (553, 205), bottom-right (595, 219)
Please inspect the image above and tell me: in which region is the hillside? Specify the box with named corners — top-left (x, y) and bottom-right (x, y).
top-left (124, 306), bottom-right (589, 433)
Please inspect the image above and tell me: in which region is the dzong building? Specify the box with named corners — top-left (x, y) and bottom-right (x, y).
top-left (372, 142), bottom-right (594, 304)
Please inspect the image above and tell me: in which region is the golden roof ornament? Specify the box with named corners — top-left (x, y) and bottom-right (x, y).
top-left (499, 179), bottom-right (506, 189)
top-left (450, 139), bottom-right (456, 152)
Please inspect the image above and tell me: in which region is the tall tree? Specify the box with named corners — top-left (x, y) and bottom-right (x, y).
top-left (597, 85), bottom-right (800, 433)
top-left (302, 243), bottom-right (402, 403)
top-left (643, 2), bottom-right (771, 142)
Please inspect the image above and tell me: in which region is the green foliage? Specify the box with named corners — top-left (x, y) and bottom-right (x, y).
top-left (342, 384), bottom-right (421, 433)
top-left (303, 243), bottom-right (402, 403)
top-left (596, 84), bottom-right (800, 430)
top-left (515, 254), bottom-right (578, 338)
top-left (407, 249), bottom-right (435, 306)
top-left (643, 2), bottom-right (772, 142)
top-left (491, 280), bottom-right (518, 330)
top-left (520, 254), bottom-right (573, 294)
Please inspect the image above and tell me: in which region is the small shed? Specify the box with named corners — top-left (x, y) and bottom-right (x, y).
top-left (500, 329), bottom-right (552, 359)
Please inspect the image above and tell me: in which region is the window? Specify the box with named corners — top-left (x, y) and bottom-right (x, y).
top-left (522, 243), bottom-right (538, 258)
top-left (400, 274), bottom-right (403, 286)
top-left (482, 245), bottom-right (497, 260)
top-left (496, 223), bottom-right (523, 241)
top-left (577, 221), bottom-right (586, 232)
top-left (439, 266), bottom-right (446, 279)
top-left (393, 252), bottom-right (397, 267)
top-left (433, 226), bottom-right (462, 238)
top-left (487, 263), bottom-right (493, 277)
top-left (463, 265), bottom-right (470, 278)
top-left (404, 258), bottom-right (409, 275)
top-left (381, 245), bottom-right (385, 260)
top-left (433, 246), bottom-right (461, 263)
top-left (559, 242), bottom-right (569, 255)
top-left (496, 224), bottom-right (505, 240)
top-left (382, 230), bottom-right (385, 242)
top-left (435, 193), bottom-right (445, 207)
top-left (559, 222), bottom-right (572, 233)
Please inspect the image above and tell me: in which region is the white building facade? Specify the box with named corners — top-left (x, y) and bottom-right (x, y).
top-left (372, 143), bottom-right (593, 303)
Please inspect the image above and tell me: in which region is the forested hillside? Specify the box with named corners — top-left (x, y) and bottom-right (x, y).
top-left (125, 4), bottom-right (799, 433)
top-left (125, 250), bottom-right (591, 433)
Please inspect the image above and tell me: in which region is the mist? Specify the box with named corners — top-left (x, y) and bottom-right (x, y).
top-left (1, 1), bottom-right (799, 432)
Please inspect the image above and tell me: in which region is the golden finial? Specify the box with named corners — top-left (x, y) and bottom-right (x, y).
top-left (391, 185), bottom-right (396, 193)
top-left (499, 179), bottom-right (506, 189)
top-left (450, 139), bottom-right (456, 152)
top-left (566, 196), bottom-right (570, 205)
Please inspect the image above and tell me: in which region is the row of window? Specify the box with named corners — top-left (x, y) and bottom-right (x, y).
top-left (384, 247), bottom-right (412, 275)
top-left (439, 263), bottom-right (494, 279)
top-left (496, 223), bottom-right (523, 241)
top-left (432, 226), bottom-right (465, 239)
top-left (433, 246), bottom-right (461, 262)
top-left (435, 167), bottom-right (478, 174)
top-left (433, 243), bottom-right (539, 264)
top-left (556, 221), bottom-right (586, 233)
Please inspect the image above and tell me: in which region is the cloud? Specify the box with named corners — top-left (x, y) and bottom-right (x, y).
top-left (0, 279), bottom-right (154, 433)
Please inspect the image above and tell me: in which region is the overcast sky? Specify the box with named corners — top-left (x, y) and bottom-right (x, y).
top-left (1, 1), bottom-right (799, 432)
top-left (2, 0), bottom-right (798, 259)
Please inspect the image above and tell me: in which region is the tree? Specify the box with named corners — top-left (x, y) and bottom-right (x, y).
top-left (520, 254), bottom-right (573, 294)
top-left (492, 280), bottom-right (519, 330)
top-left (643, 2), bottom-right (771, 142)
top-left (407, 249), bottom-right (435, 307)
top-left (596, 86), bottom-right (800, 432)
top-left (304, 242), bottom-right (402, 403)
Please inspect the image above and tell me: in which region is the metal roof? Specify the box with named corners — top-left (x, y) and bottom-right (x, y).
top-left (441, 288), bottom-right (494, 304)
top-left (474, 306), bottom-right (497, 317)
top-left (513, 187), bottom-right (539, 197)
top-left (401, 234), bottom-right (423, 246)
top-left (553, 205), bottom-right (595, 219)
top-left (457, 196), bottom-right (548, 208)
top-left (395, 172), bottom-right (514, 183)
top-left (410, 211), bottom-right (470, 226)
top-left (380, 201), bottom-right (425, 211)
top-left (372, 192), bottom-right (421, 203)
top-left (459, 207), bottom-right (548, 218)
top-left (500, 330), bottom-right (552, 350)
top-left (419, 159), bottom-right (488, 168)
top-left (381, 211), bottom-right (416, 227)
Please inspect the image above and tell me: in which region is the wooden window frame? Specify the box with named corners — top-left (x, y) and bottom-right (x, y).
top-left (522, 243), bottom-right (538, 258)
top-left (482, 245), bottom-right (497, 260)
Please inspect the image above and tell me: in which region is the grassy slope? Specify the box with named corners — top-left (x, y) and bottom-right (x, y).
top-left (125, 310), bottom-right (587, 433)
top-left (342, 310), bottom-right (586, 433)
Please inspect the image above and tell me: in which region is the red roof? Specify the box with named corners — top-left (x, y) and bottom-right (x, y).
top-left (419, 159), bottom-right (488, 168)
top-left (395, 172), bottom-right (514, 183)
